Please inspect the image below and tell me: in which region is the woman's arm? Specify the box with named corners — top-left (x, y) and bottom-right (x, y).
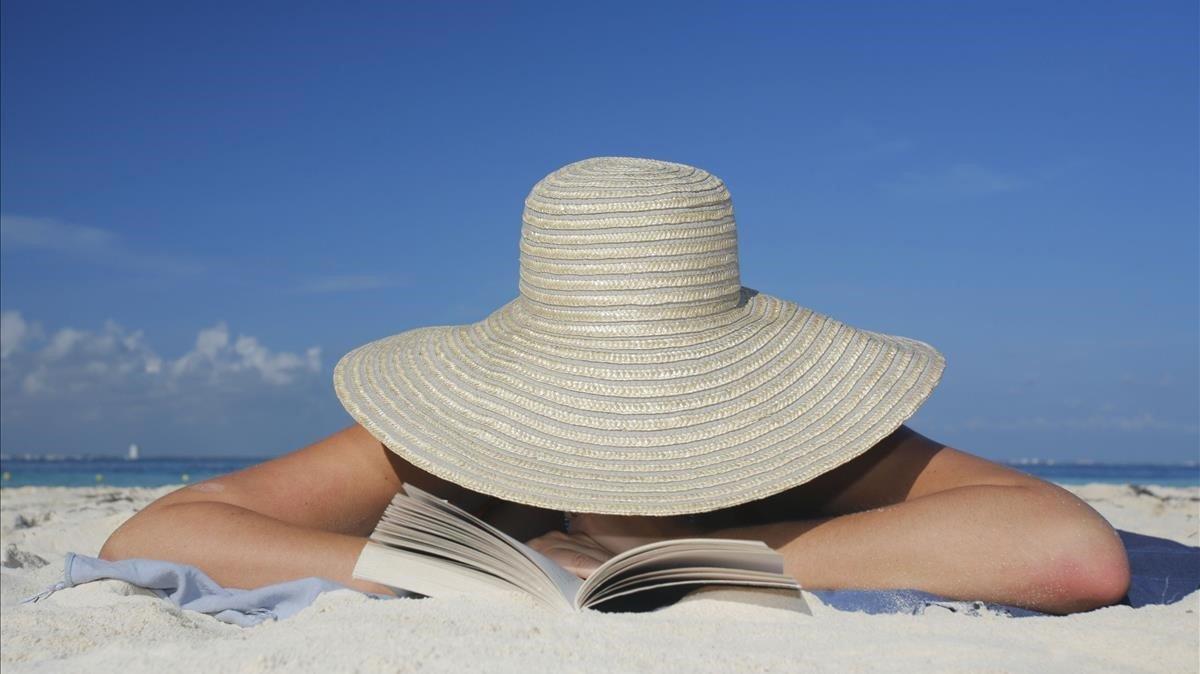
top-left (99, 424), bottom-right (489, 593)
top-left (702, 428), bottom-right (1131, 615)
top-left (706, 484), bottom-right (1129, 615)
top-left (570, 426), bottom-right (1131, 615)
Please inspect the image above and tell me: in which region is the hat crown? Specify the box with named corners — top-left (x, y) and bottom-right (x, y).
top-left (519, 157), bottom-right (742, 329)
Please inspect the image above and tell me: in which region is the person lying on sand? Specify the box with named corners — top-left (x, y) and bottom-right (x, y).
top-left (99, 158), bottom-right (1131, 616)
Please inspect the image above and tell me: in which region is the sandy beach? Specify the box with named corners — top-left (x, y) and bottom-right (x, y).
top-left (1, 482), bottom-right (1197, 673)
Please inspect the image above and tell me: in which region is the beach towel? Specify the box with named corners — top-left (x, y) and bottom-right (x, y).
top-left (21, 529), bottom-right (1199, 626)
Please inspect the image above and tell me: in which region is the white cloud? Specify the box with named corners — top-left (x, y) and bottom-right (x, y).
top-left (0, 214), bottom-right (201, 274)
top-left (1, 311), bottom-right (321, 403)
top-left (1, 311), bottom-right (42, 359)
top-left (11, 319), bottom-right (165, 397)
top-left (170, 323), bottom-right (321, 385)
top-left (883, 163), bottom-right (1023, 199)
top-left (0, 311), bottom-right (336, 455)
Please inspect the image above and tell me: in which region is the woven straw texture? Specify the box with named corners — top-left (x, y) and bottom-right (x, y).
top-left (334, 157), bottom-right (945, 515)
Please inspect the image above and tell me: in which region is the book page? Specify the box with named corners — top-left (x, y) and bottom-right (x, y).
top-left (376, 499), bottom-right (550, 595)
top-left (401, 484), bottom-right (584, 604)
top-left (357, 486), bottom-right (800, 614)
top-left (594, 541), bottom-right (784, 581)
top-left (584, 567), bottom-right (799, 606)
top-left (588, 566), bottom-right (790, 599)
top-left (369, 524), bottom-right (549, 597)
top-left (575, 538), bottom-right (799, 610)
top-left (584, 578), bottom-right (803, 611)
top-left (355, 487), bottom-right (571, 608)
top-left (354, 542), bottom-right (541, 604)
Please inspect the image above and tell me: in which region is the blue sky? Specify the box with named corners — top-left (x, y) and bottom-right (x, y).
top-left (2, 1), bottom-right (1196, 462)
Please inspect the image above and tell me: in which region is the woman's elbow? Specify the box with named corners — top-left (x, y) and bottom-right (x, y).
top-left (1051, 531), bottom-right (1131, 613)
top-left (1021, 486), bottom-right (1131, 613)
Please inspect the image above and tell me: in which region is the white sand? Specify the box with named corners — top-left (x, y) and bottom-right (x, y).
top-left (1, 483), bottom-right (1197, 673)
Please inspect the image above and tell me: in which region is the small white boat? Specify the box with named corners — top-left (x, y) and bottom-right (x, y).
top-left (126, 443), bottom-right (139, 461)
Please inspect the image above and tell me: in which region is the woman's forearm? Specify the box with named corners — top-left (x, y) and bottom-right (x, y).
top-left (705, 484), bottom-right (1129, 615)
top-left (100, 501), bottom-right (394, 595)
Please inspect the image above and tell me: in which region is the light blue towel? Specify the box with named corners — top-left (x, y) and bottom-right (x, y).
top-left (22, 529), bottom-right (1199, 625)
top-left (21, 552), bottom-right (404, 627)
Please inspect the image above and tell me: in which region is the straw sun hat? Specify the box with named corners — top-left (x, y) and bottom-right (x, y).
top-left (333, 157), bottom-right (945, 516)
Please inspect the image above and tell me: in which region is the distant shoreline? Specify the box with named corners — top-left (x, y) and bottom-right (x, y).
top-left (2, 454), bottom-right (1196, 467)
top-left (1, 455), bottom-right (1197, 488)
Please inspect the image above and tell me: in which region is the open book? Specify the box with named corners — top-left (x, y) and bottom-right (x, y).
top-left (353, 483), bottom-right (802, 612)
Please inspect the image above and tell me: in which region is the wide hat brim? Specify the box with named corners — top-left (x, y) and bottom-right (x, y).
top-left (333, 288), bottom-right (944, 516)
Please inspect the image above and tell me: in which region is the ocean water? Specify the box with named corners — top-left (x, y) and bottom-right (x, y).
top-left (0, 456), bottom-right (1197, 489)
top-left (0, 457), bottom-right (264, 489)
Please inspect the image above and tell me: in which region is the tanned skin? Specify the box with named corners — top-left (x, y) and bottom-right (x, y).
top-left (100, 424), bottom-right (1130, 615)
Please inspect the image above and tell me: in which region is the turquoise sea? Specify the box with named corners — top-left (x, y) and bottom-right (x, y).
top-left (0, 456), bottom-right (1197, 489)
